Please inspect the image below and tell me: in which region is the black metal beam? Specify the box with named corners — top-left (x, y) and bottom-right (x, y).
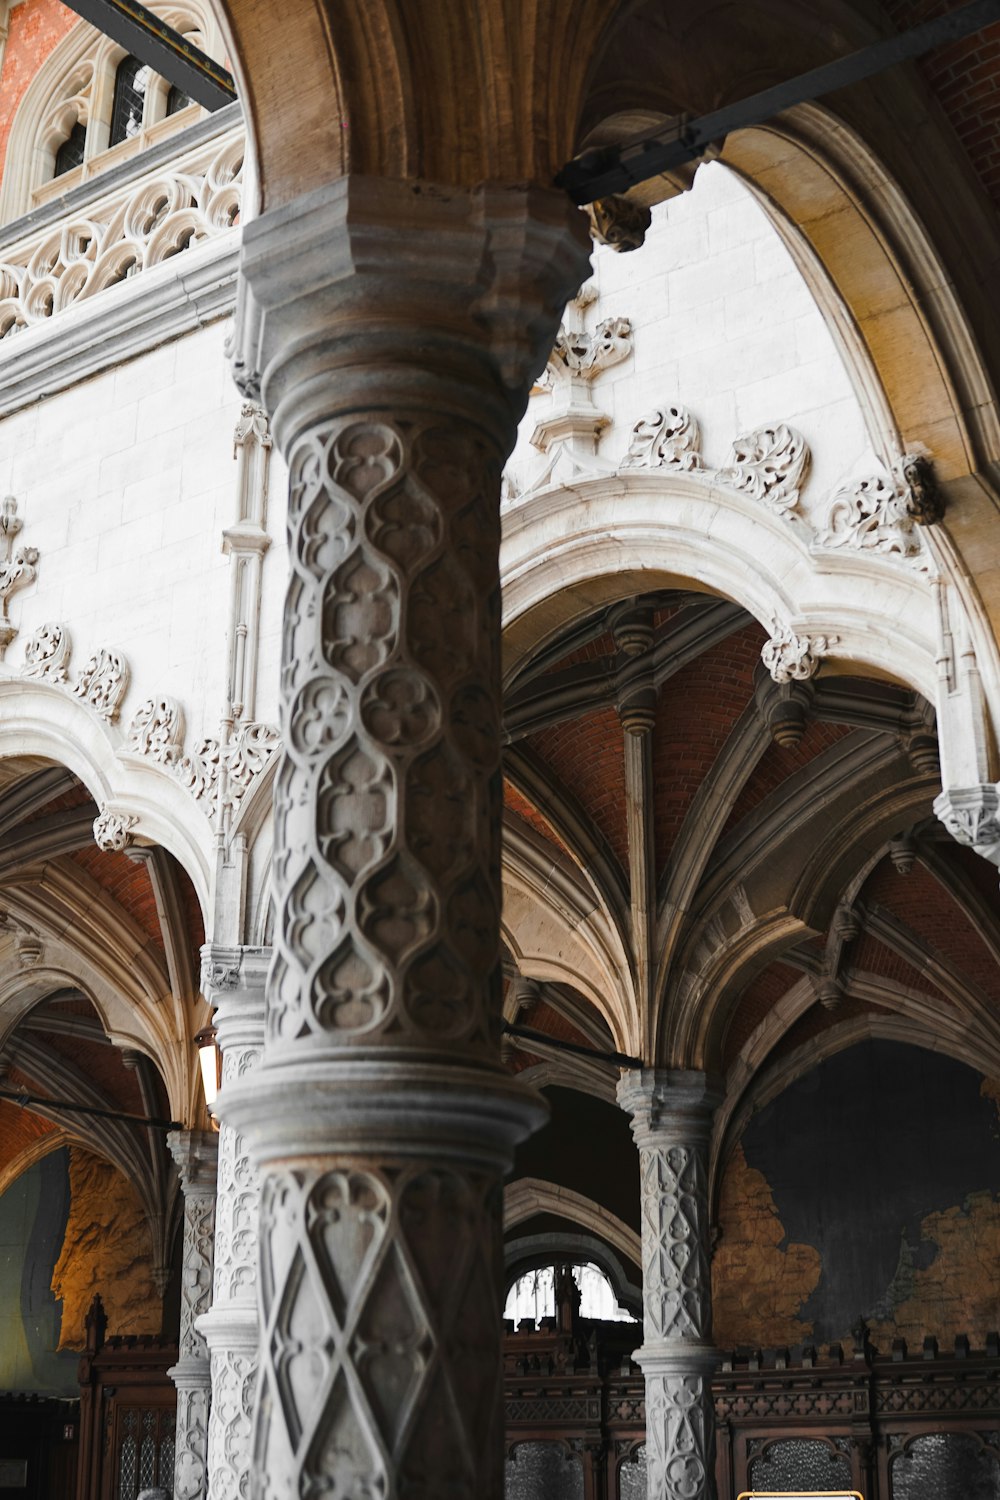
top-left (0, 1083), bottom-right (182, 1131)
top-left (502, 1019), bottom-right (642, 1070)
top-left (61, 0), bottom-right (236, 111)
top-left (557, 0), bottom-right (1000, 203)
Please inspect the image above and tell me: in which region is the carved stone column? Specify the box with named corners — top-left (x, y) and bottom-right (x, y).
top-left (167, 1130), bottom-right (218, 1500)
top-left (616, 1070), bottom-right (723, 1500)
top-left (196, 945), bottom-right (268, 1500)
top-left (220, 175), bottom-right (590, 1499)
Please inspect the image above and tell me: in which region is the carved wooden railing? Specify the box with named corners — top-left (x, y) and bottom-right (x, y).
top-left (504, 1317), bottom-right (1000, 1498)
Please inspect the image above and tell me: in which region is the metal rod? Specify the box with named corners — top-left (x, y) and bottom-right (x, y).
top-left (0, 1084), bottom-right (182, 1132)
top-left (557, 0), bottom-right (1000, 202)
top-left (60, 0), bottom-right (236, 111)
top-left (502, 1019), bottom-right (642, 1070)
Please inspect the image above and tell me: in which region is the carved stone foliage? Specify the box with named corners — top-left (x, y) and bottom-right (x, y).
top-left (621, 405), bottom-right (701, 471)
top-left (73, 646), bottom-right (130, 721)
top-left (720, 423), bottom-right (810, 514)
top-left (127, 696), bottom-right (186, 764)
top-left (761, 626), bottom-right (836, 684)
top-left (256, 1161), bottom-right (502, 1497)
top-left (269, 414), bottom-right (501, 1060)
top-left (0, 496), bottom-right (39, 658)
top-left (0, 130), bottom-right (243, 338)
top-left (934, 784), bottom-right (1000, 865)
top-left (93, 807), bottom-right (137, 852)
top-left (22, 621), bottom-right (71, 682)
top-left (818, 469), bottom-right (923, 557)
top-left (546, 316), bottom-right (633, 382)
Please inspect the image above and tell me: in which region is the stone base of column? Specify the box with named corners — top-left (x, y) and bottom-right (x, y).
top-left (197, 1306), bottom-right (257, 1500)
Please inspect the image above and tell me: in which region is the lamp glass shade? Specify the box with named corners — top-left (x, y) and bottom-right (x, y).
top-left (195, 1027), bottom-right (221, 1112)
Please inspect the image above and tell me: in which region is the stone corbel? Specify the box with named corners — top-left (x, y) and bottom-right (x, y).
top-left (934, 784), bottom-right (1000, 867)
top-left (754, 668), bottom-right (814, 747)
top-left (200, 943), bottom-right (271, 1009)
top-left (587, 196), bottom-right (652, 253)
top-left (761, 624), bottom-right (838, 685)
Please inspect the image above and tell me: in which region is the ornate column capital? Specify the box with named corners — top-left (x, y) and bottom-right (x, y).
top-left (200, 942), bottom-right (269, 1053)
top-left (616, 1067), bottom-right (723, 1148)
top-left (230, 174), bottom-right (592, 453)
top-left (167, 1128), bottom-right (219, 1198)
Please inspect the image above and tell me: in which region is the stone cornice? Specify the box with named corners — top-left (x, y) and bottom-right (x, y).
top-left (0, 232), bottom-right (237, 417)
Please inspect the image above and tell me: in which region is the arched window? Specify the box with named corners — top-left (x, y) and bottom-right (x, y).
top-left (109, 55), bottom-right (150, 146)
top-left (53, 121), bottom-right (87, 178)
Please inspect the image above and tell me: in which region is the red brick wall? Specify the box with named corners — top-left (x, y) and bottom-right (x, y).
top-left (0, 0), bottom-right (80, 193)
top-left (884, 0), bottom-right (1000, 205)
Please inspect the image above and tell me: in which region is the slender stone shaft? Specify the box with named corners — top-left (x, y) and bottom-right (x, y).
top-left (167, 1129), bottom-right (218, 1500)
top-left (617, 1069), bottom-right (723, 1500)
top-left (197, 945), bottom-right (268, 1500)
top-left (220, 175), bottom-right (591, 1498)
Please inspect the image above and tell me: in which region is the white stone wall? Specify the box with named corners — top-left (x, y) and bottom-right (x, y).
top-left (0, 320), bottom-right (288, 745)
top-left (506, 161), bottom-right (878, 506)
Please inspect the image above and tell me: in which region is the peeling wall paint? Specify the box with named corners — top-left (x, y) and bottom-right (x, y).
top-left (714, 1041), bottom-right (1000, 1349)
top-left (51, 1148), bottom-right (162, 1349)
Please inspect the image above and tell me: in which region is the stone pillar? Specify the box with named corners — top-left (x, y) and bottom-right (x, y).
top-left (167, 1130), bottom-right (218, 1500)
top-left (196, 945), bottom-right (268, 1500)
top-left (220, 174), bottom-right (590, 1498)
top-left (616, 1069), bottom-right (723, 1500)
